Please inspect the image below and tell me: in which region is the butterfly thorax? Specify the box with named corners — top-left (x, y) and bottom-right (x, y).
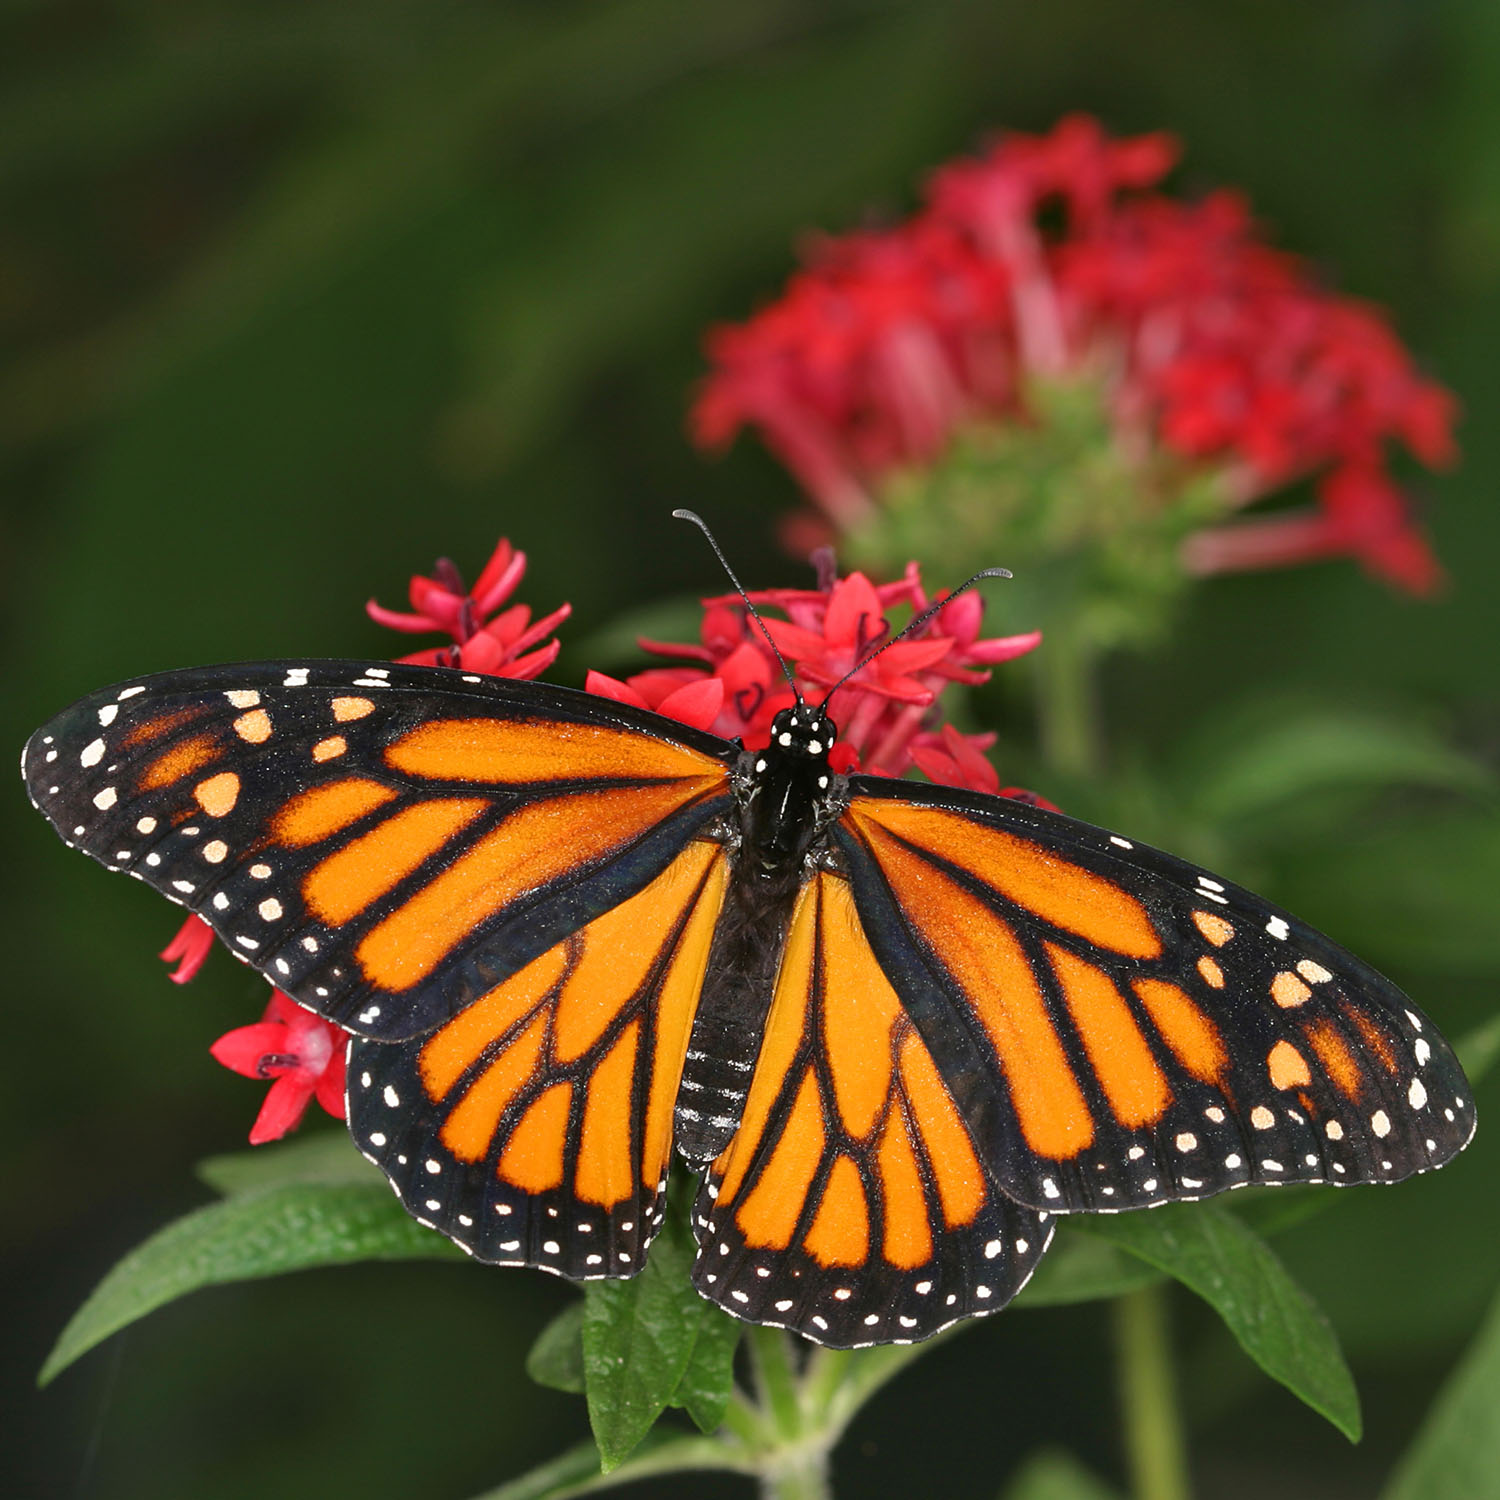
top-left (674, 704), bottom-right (845, 1164)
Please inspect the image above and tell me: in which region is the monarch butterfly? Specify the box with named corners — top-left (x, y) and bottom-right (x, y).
top-left (22, 519), bottom-right (1474, 1349)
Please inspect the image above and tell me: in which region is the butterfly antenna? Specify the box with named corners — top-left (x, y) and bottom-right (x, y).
top-left (818, 566), bottom-right (1013, 707)
top-left (672, 509), bottom-right (800, 700)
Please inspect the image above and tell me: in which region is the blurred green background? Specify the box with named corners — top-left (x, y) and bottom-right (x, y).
top-left (5, 2), bottom-right (1499, 1496)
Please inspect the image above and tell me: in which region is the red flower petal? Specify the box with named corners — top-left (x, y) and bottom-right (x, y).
top-left (249, 1075), bottom-right (315, 1145)
top-left (584, 670), bottom-right (649, 710)
top-left (160, 915), bottom-right (216, 985)
top-left (314, 1043), bottom-right (348, 1120)
top-left (654, 676), bottom-right (726, 731)
top-left (210, 1022), bottom-right (288, 1078)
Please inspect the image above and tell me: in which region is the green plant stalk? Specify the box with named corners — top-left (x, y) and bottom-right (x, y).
top-left (746, 1327), bottom-right (835, 1500)
top-left (1036, 620), bottom-right (1104, 780)
top-left (1115, 1285), bottom-right (1192, 1500)
top-left (749, 1325), bottom-right (806, 1443)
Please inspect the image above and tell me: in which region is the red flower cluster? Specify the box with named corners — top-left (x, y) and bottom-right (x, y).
top-left (694, 114), bottom-right (1456, 593)
top-left (588, 549), bottom-right (1040, 787)
top-left (366, 537), bottom-right (571, 678)
top-left (169, 537), bottom-right (574, 1143)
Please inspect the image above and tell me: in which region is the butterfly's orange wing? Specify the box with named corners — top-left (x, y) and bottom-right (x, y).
top-left (693, 870), bottom-right (1054, 1347)
top-left (834, 779), bottom-right (1475, 1215)
top-left (23, 662), bottom-right (734, 1043)
top-left (350, 840), bottom-right (728, 1274)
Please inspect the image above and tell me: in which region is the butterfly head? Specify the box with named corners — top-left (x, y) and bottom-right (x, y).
top-left (768, 703), bottom-right (837, 762)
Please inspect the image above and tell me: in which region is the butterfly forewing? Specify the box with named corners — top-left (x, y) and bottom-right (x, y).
top-left (836, 778), bottom-right (1475, 1216)
top-left (22, 662), bottom-right (733, 1043)
top-left (349, 840), bottom-right (728, 1275)
top-left (692, 871), bottom-right (1053, 1347)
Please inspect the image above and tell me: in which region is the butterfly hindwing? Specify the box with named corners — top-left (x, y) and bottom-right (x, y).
top-left (836, 778), bottom-right (1476, 1215)
top-left (23, 662), bottom-right (733, 1043)
top-left (692, 871), bottom-right (1054, 1347)
top-left (348, 840), bottom-right (729, 1275)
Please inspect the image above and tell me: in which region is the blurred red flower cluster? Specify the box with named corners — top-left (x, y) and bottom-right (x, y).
top-left (694, 115), bottom-right (1456, 593)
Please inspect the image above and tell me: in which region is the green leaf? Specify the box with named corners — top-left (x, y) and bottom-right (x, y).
top-left (1457, 1013), bottom-right (1500, 1084)
top-left (581, 1195), bottom-right (735, 1470)
top-left (196, 1129), bottom-right (380, 1195)
top-left (40, 1182), bottom-right (461, 1384)
top-left (1180, 705), bottom-right (1490, 829)
top-left (1267, 812), bottom-right (1500, 973)
top-left (1002, 1448), bottom-right (1125, 1500)
top-left (1383, 1288), bottom-right (1500, 1500)
top-left (467, 1431), bottom-right (750, 1500)
top-left (1014, 1223), bottom-right (1164, 1308)
top-left (527, 1301), bottom-right (586, 1395)
top-left (1078, 1203), bottom-right (1361, 1440)
top-left (669, 1300), bottom-right (740, 1434)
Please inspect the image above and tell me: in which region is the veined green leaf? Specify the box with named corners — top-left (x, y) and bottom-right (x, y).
top-left (1014, 1223), bottom-right (1163, 1307)
top-left (581, 1196), bottom-right (737, 1470)
top-left (1383, 1288), bottom-right (1500, 1500)
top-left (40, 1182), bottom-right (461, 1385)
top-left (669, 1299), bottom-right (740, 1434)
top-left (527, 1301), bottom-right (586, 1395)
top-left (196, 1129), bottom-right (380, 1195)
top-left (1078, 1203), bottom-right (1361, 1439)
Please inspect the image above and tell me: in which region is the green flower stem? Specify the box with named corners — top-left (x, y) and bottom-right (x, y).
top-left (1115, 1285), bottom-right (1191, 1500)
top-left (749, 1325), bottom-right (806, 1443)
top-left (1036, 622), bottom-right (1103, 780)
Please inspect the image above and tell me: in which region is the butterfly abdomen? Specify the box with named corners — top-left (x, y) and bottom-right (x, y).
top-left (675, 857), bottom-right (802, 1163)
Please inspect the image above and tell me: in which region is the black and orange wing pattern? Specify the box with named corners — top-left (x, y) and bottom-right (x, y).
top-left (692, 871), bottom-right (1053, 1347)
top-left (21, 662), bottom-right (733, 1044)
top-left (350, 840), bottom-right (728, 1276)
top-left (836, 778), bottom-right (1476, 1216)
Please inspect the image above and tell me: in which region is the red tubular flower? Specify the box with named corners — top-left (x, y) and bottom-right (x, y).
top-left (368, 536), bottom-right (572, 676)
top-left (694, 115), bottom-right (1457, 595)
top-left (160, 915), bottom-right (216, 984)
top-left (210, 991), bottom-right (349, 1145)
top-left (589, 555), bottom-right (1039, 786)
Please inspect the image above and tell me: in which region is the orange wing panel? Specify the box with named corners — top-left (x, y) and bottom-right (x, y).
top-left (734, 1070), bottom-right (825, 1251)
top-left (852, 818), bottom-right (1094, 1160)
top-left (575, 1022), bottom-right (641, 1208)
top-left (499, 1082), bottom-right (572, 1192)
top-left (1132, 979), bottom-right (1226, 1085)
top-left (304, 798), bottom-right (489, 926)
top-left (384, 716), bottom-right (726, 786)
top-left (356, 780), bottom-right (716, 990)
top-left (1046, 943), bottom-right (1170, 1130)
top-left (847, 799), bottom-right (1161, 960)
